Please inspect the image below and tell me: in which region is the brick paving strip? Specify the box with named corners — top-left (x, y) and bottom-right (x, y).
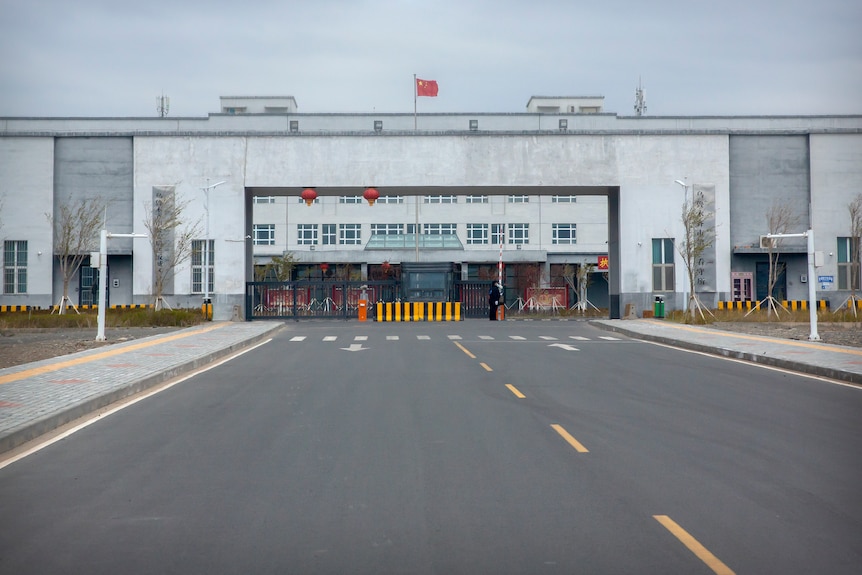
top-left (0, 322), bottom-right (284, 454)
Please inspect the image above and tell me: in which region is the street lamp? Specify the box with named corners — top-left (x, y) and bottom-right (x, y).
top-left (674, 178), bottom-right (690, 313)
top-left (201, 180), bottom-right (226, 319)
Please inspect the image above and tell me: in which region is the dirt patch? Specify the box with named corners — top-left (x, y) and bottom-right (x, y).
top-left (0, 327), bottom-right (183, 369)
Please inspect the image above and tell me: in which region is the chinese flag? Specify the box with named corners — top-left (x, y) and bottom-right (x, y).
top-left (416, 78), bottom-right (438, 97)
top-left (597, 256), bottom-right (609, 270)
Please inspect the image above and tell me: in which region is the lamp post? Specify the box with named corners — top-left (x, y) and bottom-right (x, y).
top-left (674, 178), bottom-right (690, 313)
top-left (201, 180), bottom-right (226, 319)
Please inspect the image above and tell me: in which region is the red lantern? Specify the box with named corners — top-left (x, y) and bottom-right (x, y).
top-left (363, 187), bottom-right (380, 206)
top-left (301, 188), bottom-right (317, 206)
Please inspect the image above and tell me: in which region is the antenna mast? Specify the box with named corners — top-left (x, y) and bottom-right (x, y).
top-left (634, 78), bottom-right (647, 116)
top-left (156, 93), bottom-right (170, 117)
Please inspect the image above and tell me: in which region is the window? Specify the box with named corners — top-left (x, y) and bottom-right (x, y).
top-left (466, 224), bottom-right (489, 245)
top-left (371, 224), bottom-right (403, 235)
top-left (652, 238), bottom-right (675, 292)
top-left (838, 237), bottom-right (859, 290)
top-left (339, 224), bottom-right (361, 245)
top-left (552, 195), bottom-right (577, 203)
top-left (465, 195), bottom-right (488, 204)
top-left (297, 224), bottom-right (318, 245)
top-left (254, 196), bottom-right (275, 204)
top-left (253, 224), bottom-right (276, 246)
top-left (339, 196), bottom-right (363, 204)
top-left (322, 224), bottom-right (337, 245)
top-left (469, 119), bottom-right (479, 131)
top-left (552, 224), bottom-right (577, 244)
top-left (289, 120), bottom-right (299, 132)
top-left (425, 195), bottom-right (457, 204)
top-left (298, 197), bottom-right (318, 204)
top-left (191, 240), bottom-right (214, 294)
top-left (3, 240), bottom-right (27, 294)
top-left (424, 224), bottom-right (457, 235)
top-left (406, 224), bottom-right (419, 234)
top-left (508, 224), bottom-right (529, 244)
top-left (491, 224), bottom-right (505, 246)
top-left (508, 195), bottom-right (529, 203)
top-left (378, 196), bottom-right (404, 204)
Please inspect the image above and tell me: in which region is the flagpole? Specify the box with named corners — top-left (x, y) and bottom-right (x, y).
top-left (413, 73), bottom-right (417, 130)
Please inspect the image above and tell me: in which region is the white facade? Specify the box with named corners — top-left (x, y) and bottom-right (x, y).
top-left (2, 100), bottom-right (861, 319)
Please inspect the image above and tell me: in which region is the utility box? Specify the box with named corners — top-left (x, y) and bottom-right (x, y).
top-left (358, 299), bottom-right (368, 322)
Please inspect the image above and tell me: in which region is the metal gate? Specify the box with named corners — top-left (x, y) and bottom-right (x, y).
top-left (454, 280), bottom-right (495, 318)
top-left (246, 280), bottom-right (400, 320)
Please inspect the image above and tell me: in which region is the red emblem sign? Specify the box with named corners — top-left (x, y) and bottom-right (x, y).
top-left (597, 256), bottom-right (609, 270)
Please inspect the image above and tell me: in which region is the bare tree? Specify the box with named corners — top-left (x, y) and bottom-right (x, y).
top-left (839, 193), bottom-right (862, 315)
top-left (564, 262), bottom-right (598, 313)
top-left (46, 197), bottom-right (105, 314)
top-left (676, 190), bottom-right (716, 323)
top-left (755, 201), bottom-right (800, 320)
top-left (143, 187), bottom-right (201, 310)
top-left (254, 252), bottom-right (299, 283)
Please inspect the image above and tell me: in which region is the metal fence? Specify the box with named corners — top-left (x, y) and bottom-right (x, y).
top-left (246, 280), bottom-right (401, 320)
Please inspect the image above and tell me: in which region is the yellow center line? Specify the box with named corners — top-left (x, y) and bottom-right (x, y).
top-left (550, 424), bottom-right (589, 453)
top-left (653, 515), bottom-right (736, 575)
top-left (0, 323), bottom-right (228, 386)
top-left (505, 383), bottom-right (526, 398)
top-left (454, 341), bottom-right (476, 358)
top-left (480, 362), bottom-right (493, 372)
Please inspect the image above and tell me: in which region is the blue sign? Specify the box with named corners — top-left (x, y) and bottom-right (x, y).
top-left (818, 276), bottom-right (834, 283)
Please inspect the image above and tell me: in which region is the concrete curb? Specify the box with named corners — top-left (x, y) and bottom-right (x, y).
top-left (0, 323), bottom-right (284, 454)
top-left (590, 321), bottom-right (862, 386)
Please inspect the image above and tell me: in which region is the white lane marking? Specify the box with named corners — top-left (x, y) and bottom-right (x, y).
top-left (479, 336), bottom-right (494, 340)
top-left (387, 336), bottom-right (399, 341)
top-left (417, 335), bottom-right (431, 340)
top-left (290, 336), bottom-right (306, 342)
top-left (509, 336), bottom-right (526, 340)
top-left (570, 336), bottom-right (590, 341)
top-left (539, 336), bottom-right (558, 340)
top-left (549, 343), bottom-right (580, 351)
top-left (354, 336), bottom-right (368, 341)
top-left (448, 335), bottom-right (462, 340)
top-left (323, 336), bottom-right (338, 342)
top-left (599, 336), bottom-right (620, 341)
top-left (341, 344), bottom-right (368, 352)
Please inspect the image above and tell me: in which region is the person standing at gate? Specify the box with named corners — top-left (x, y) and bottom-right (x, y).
top-left (489, 281), bottom-right (502, 320)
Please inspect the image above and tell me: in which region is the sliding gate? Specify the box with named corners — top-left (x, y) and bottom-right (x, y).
top-left (246, 280), bottom-right (400, 320)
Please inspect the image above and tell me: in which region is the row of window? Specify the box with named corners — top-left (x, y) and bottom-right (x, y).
top-left (254, 195), bottom-right (579, 205)
top-left (4, 238), bottom-right (862, 294)
top-left (253, 223), bottom-right (579, 246)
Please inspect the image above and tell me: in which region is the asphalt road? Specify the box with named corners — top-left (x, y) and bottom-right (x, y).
top-left (1, 321), bottom-right (860, 574)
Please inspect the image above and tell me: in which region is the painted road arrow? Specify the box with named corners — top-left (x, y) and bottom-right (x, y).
top-left (548, 343), bottom-right (580, 351)
top-left (341, 344), bottom-right (368, 352)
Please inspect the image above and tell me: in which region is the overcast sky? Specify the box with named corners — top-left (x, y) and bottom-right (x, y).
top-left (1, 0), bottom-right (860, 118)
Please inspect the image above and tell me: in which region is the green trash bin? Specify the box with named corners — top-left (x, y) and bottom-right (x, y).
top-left (654, 295), bottom-right (665, 318)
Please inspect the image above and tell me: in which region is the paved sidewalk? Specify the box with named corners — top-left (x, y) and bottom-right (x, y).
top-left (592, 319), bottom-right (862, 386)
top-left (0, 321), bottom-right (284, 454)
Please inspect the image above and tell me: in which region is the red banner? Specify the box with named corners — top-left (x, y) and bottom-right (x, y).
top-left (597, 255), bottom-right (609, 270)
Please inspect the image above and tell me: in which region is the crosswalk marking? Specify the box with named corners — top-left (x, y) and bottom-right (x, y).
top-left (287, 334), bottom-right (625, 343)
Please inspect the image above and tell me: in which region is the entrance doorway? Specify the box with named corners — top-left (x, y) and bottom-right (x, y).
top-left (755, 261), bottom-right (785, 301)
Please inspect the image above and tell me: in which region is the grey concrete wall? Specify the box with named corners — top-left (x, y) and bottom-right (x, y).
top-left (0, 137), bottom-right (54, 307)
top-left (52, 137), bottom-right (134, 304)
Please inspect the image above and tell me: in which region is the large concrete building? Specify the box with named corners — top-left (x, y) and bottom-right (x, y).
top-left (1, 96), bottom-right (861, 319)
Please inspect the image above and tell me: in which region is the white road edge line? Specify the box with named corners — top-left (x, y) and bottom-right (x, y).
top-left (645, 339), bottom-right (862, 390)
top-left (0, 338), bottom-right (274, 471)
